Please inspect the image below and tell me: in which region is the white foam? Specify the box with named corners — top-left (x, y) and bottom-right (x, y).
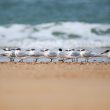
top-left (0, 22), bottom-right (110, 48)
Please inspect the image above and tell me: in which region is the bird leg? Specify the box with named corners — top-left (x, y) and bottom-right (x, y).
top-left (76, 58), bottom-right (78, 62)
top-left (10, 58), bottom-right (12, 62)
top-left (19, 59), bottom-right (23, 62)
top-left (10, 57), bottom-right (14, 62)
top-left (12, 58), bottom-right (14, 62)
top-left (35, 58), bottom-right (38, 62)
top-left (87, 58), bottom-right (89, 62)
top-left (50, 59), bottom-right (53, 62)
top-left (85, 58), bottom-right (87, 62)
top-left (72, 58), bottom-right (75, 62)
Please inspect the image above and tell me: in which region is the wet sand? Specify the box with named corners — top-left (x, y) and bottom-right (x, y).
top-left (0, 62), bottom-right (110, 110)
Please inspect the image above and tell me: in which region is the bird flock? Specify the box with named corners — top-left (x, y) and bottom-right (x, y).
top-left (0, 48), bottom-right (110, 62)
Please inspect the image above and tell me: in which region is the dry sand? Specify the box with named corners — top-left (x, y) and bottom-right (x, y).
top-left (0, 62), bottom-right (110, 110)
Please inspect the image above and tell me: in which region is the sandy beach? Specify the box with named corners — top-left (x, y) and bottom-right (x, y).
top-left (0, 62), bottom-right (110, 110)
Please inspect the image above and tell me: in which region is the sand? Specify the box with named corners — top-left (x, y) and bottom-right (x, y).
top-left (0, 62), bottom-right (110, 110)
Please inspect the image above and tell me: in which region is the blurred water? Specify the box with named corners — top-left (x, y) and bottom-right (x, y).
top-left (0, 0), bottom-right (110, 49)
top-left (0, 0), bottom-right (110, 24)
top-left (0, 22), bottom-right (110, 49)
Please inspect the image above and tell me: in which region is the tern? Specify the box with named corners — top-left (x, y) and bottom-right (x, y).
top-left (42, 49), bottom-right (57, 62)
top-left (27, 49), bottom-right (44, 62)
top-left (57, 48), bottom-right (67, 62)
top-left (66, 49), bottom-right (80, 62)
top-left (78, 49), bottom-right (101, 62)
top-left (101, 50), bottom-right (110, 58)
top-left (2, 48), bottom-right (15, 62)
top-left (15, 48), bottom-right (29, 62)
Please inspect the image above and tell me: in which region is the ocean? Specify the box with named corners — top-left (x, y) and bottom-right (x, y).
top-left (0, 0), bottom-right (110, 49)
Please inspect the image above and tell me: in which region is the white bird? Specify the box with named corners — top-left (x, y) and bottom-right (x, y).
top-left (78, 49), bottom-right (100, 62)
top-left (101, 50), bottom-right (110, 58)
top-left (2, 48), bottom-right (15, 62)
top-left (15, 48), bottom-right (29, 62)
top-left (27, 49), bottom-right (44, 62)
top-left (66, 49), bottom-right (80, 62)
top-left (57, 48), bottom-right (68, 62)
top-left (42, 49), bottom-right (57, 62)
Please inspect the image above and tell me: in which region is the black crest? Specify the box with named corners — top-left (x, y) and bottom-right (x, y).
top-left (59, 48), bottom-right (62, 51)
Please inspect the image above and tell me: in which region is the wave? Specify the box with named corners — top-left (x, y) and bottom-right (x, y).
top-left (0, 22), bottom-right (110, 49)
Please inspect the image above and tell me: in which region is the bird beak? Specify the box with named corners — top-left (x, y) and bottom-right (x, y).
top-left (1, 53), bottom-right (6, 56)
top-left (11, 49), bottom-right (15, 50)
top-left (26, 49), bottom-right (30, 51)
top-left (101, 52), bottom-right (105, 54)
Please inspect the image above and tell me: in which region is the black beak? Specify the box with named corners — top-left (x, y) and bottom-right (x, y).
top-left (101, 52), bottom-right (105, 54)
top-left (11, 49), bottom-right (15, 50)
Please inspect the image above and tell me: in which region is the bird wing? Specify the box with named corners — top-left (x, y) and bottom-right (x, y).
top-left (72, 51), bottom-right (80, 56)
top-left (17, 52), bottom-right (28, 57)
top-left (48, 52), bottom-right (57, 57)
top-left (29, 51), bottom-right (43, 57)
